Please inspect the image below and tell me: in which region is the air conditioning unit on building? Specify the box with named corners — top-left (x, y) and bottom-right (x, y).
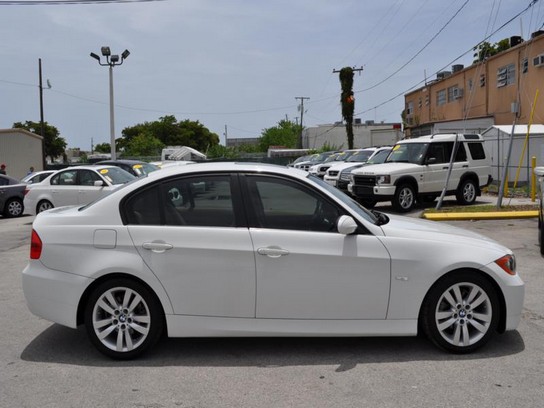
top-left (533, 54), bottom-right (544, 67)
top-left (453, 88), bottom-right (464, 99)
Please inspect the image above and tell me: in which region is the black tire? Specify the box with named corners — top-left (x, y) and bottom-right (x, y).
top-left (84, 278), bottom-right (164, 359)
top-left (456, 179), bottom-right (477, 205)
top-left (421, 272), bottom-right (500, 353)
top-left (4, 198), bottom-right (24, 217)
top-left (392, 184), bottom-right (417, 212)
top-left (37, 200), bottom-right (53, 213)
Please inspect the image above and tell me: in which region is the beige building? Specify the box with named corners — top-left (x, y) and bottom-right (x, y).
top-left (0, 129), bottom-right (44, 180)
top-left (404, 32), bottom-right (544, 137)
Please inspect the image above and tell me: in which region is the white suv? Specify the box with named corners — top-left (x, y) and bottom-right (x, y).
top-left (348, 133), bottom-right (492, 212)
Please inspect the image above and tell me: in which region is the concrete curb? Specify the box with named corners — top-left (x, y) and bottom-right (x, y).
top-left (422, 210), bottom-right (539, 221)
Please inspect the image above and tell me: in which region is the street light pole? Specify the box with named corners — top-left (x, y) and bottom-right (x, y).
top-left (90, 46), bottom-right (130, 160)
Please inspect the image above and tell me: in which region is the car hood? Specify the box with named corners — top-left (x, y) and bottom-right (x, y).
top-left (378, 213), bottom-right (510, 253)
top-left (353, 162), bottom-right (420, 175)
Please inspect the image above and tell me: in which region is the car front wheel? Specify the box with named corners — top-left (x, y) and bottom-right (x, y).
top-left (84, 279), bottom-right (164, 359)
top-left (393, 184), bottom-right (416, 212)
top-left (422, 272), bottom-right (499, 353)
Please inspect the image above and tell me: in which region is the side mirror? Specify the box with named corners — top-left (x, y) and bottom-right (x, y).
top-left (337, 215), bottom-right (358, 235)
top-left (94, 180), bottom-right (106, 187)
top-left (426, 157), bottom-right (437, 165)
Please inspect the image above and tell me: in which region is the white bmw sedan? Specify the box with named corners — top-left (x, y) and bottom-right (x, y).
top-left (22, 162), bottom-right (524, 359)
top-left (23, 165), bottom-right (135, 215)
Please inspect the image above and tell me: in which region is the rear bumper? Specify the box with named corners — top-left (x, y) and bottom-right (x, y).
top-left (22, 261), bottom-right (92, 329)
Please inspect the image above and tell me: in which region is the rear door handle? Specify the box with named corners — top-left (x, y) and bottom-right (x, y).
top-left (142, 242), bottom-right (173, 253)
top-left (257, 247), bottom-right (290, 258)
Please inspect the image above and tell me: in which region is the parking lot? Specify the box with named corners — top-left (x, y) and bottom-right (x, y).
top-left (1, 212), bottom-right (543, 408)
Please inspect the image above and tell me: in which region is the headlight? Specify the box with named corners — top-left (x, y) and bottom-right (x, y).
top-left (495, 254), bottom-right (516, 275)
top-left (376, 175), bottom-right (391, 184)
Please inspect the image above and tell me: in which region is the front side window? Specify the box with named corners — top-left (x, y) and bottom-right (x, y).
top-left (246, 176), bottom-right (341, 232)
top-left (78, 170), bottom-right (101, 186)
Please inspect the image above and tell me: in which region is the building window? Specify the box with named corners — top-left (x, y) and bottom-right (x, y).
top-left (447, 85), bottom-right (460, 102)
top-left (436, 89), bottom-right (446, 106)
top-left (480, 74), bottom-right (486, 87)
top-left (406, 101), bottom-right (414, 115)
top-left (467, 78), bottom-right (473, 91)
top-left (497, 63), bottom-right (515, 87)
top-left (418, 98), bottom-right (422, 109)
top-left (522, 57), bottom-right (528, 74)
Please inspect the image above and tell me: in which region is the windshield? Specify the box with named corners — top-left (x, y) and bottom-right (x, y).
top-left (307, 174), bottom-right (378, 224)
top-left (347, 151), bottom-right (373, 163)
top-left (367, 149), bottom-right (391, 164)
top-left (132, 162), bottom-right (160, 176)
top-left (386, 143), bottom-right (428, 164)
top-left (99, 167), bottom-right (137, 185)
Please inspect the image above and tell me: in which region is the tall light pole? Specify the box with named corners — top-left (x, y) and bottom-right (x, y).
top-left (90, 46), bottom-right (130, 160)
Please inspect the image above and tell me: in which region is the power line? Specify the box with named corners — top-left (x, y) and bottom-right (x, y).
top-left (0, 0), bottom-right (165, 5)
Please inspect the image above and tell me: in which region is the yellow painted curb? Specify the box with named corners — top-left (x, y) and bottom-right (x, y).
top-left (422, 210), bottom-right (539, 221)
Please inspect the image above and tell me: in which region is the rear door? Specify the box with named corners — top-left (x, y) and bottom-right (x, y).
top-left (126, 173), bottom-right (256, 318)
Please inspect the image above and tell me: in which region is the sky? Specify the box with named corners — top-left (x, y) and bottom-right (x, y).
top-left (0, 0), bottom-right (542, 150)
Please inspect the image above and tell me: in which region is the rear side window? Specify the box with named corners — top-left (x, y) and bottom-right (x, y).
top-left (467, 142), bottom-right (486, 160)
top-left (124, 186), bottom-right (162, 225)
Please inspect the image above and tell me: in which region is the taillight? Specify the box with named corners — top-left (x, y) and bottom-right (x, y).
top-left (23, 187), bottom-right (30, 197)
top-left (30, 230), bottom-right (42, 260)
top-left (495, 254), bottom-right (516, 275)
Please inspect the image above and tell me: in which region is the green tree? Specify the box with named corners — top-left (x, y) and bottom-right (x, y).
top-left (123, 131), bottom-right (164, 157)
top-left (94, 142), bottom-right (110, 154)
top-left (339, 67), bottom-right (355, 149)
top-left (473, 38), bottom-right (511, 63)
top-left (121, 115), bottom-right (220, 152)
top-left (13, 121), bottom-right (67, 162)
top-left (258, 120), bottom-right (301, 152)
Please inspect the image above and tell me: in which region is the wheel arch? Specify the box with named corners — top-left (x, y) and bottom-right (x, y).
top-left (457, 172), bottom-right (481, 194)
top-left (417, 267), bottom-right (507, 335)
top-left (394, 175), bottom-right (419, 193)
top-left (76, 272), bottom-right (167, 331)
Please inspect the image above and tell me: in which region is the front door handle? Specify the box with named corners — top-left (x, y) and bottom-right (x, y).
top-left (142, 242), bottom-right (173, 253)
top-left (257, 247), bottom-right (290, 258)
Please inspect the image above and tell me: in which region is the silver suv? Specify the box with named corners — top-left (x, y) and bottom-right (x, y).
top-left (348, 133), bottom-right (492, 212)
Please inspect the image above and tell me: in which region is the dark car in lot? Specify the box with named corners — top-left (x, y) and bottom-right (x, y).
top-left (94, 160), bottom-right (159, 177)
top-left (0, 174), bottom-right (25, 217)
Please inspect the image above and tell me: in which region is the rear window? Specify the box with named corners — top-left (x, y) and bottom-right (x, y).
top-left (467, 142), bottom-right (486, 160)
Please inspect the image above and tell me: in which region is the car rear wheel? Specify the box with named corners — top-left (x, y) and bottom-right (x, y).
top-left (84, 278), bottom-right (164, 359)
top-left (393, 184), bottom-right (416, 212)
top-left (4, 198), bottom-right (24, 217)
top-left (37, 200), bottom-right (53, 213)
top-left (422, 272), bottom-right (499, 353)
top-left (456, 179), bottom-right (477, 205)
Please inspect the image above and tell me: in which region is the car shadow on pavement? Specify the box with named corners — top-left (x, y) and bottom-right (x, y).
top-left (20, 324), bottom-right (525, 368)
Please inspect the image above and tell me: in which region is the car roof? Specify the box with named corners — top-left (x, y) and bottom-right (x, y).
top-left (95, 160), bottom-right (147, 165)
top-left (398, 133), bottom-right (484, 144)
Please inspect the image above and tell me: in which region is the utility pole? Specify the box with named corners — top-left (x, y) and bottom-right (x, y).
top-left (224, 125), bottom-right (228, 147)
top-left (295, 96), bottom-right (310, 149)
top-left (38, 58), bottom-right (46, 169)
top-left (333, 66), bottom-right (363, 149)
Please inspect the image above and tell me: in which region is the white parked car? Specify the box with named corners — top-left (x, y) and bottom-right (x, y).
top-left (324, 147), bottom-right (392, 188)
top-left (22, 162), bottom-right (524, 359)
top-left (21, 170), bottom-right (56, 184)
top-left (23, 165), bottom-right (135, 215)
